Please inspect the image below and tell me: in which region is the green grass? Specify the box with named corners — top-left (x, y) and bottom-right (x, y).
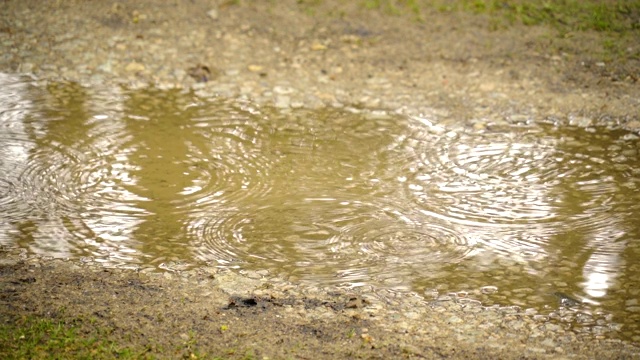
top-left (359, 0), bottom-right (423, 19)
top-left (0, 317), bottom-right (261, 359)
top-left (322, 0), bottom-right (640, 34)
top-left (446, 0), bottom-right (640, 33)
top-left (0, 317), bottom-right (139, 359)
top-left (0, 317), bottom-right (216, 359)
top-left (293, 0), bottom-right (639, 34)
top-left (294, 0), bottom-right (638, 64)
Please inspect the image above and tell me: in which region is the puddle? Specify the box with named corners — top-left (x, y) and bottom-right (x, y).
top-left (1, 74), bottom-right (640, 342)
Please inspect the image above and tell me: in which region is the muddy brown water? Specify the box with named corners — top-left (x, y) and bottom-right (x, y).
top-left (1, 74), bottom-right (640, 342)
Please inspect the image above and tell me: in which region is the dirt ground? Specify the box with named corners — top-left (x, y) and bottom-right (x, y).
top-left (1, 0), bottom-right (639, 123)
top-left (2, 249), bottom-right (640, 359)
top-left (1, 0), bottom-right (640, 359)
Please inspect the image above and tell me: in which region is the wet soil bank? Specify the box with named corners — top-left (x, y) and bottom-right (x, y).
top-left (2, 249), bottom-right (639, 359)
top-left (1, 0), bottom-right (640, 358)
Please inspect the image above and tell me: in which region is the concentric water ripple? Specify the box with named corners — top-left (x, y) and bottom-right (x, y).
top-left (183, 109), bottom-right (477, 284)
top-left (3, 80), bottom-right (637, 276)
top-left (400, 121), bottom-right (563, 225)
top-left (0, 82), bottom-right (278, 265)
top-left (0, 79), bottom-right (145, 260)
top-left (192, 196), bottom-right (474, 287)
top-left (386, 116), bottom-right (640, 259)
top-left (3, 77), bottom-right (640, 341)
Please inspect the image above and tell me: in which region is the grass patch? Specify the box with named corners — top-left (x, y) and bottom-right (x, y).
top-left (448, 0), bottom-right (640, 33)
top-left (0, 317), bottom-right (140, 359)
top-left (432, 1), bottom-right (639, 65)
top-left (360, 0), bottom-right (422, 18)
top-left (0, 316), bottom-right (249, 359)
top-left (305, 0), bottom-right (639, 34)
top-left (296, 0), bottom-right (638, 65)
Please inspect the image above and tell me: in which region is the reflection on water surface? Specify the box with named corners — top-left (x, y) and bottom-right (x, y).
top-left (1, 74), bottom-right (639, 341)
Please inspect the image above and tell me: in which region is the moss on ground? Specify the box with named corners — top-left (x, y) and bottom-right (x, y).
top-left (350, 0), bottom-right (640, 34)
top-left (295, 0), bottom-right (639, 79)
top-left (435, 0), bottom-right (639, 32)
top-left (0, 316), bottom-right (241, 360)
top-left (0, 317), bottom-right (140, 360)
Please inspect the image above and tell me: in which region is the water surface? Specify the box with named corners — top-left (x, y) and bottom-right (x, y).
top-left (1, 74), bottom-right (639, 341)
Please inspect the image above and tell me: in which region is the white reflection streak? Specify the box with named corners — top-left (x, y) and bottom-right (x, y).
top-left (0, 74), bottom-right (80, 257)
top-left (0, 75), bottom-right (70, 256)
top-left (581, 227), bottom-right (626, 298)
top-left (0, 74), bottom-right (50, 248)
top-left (79, 86), bottom-right (146, 261)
